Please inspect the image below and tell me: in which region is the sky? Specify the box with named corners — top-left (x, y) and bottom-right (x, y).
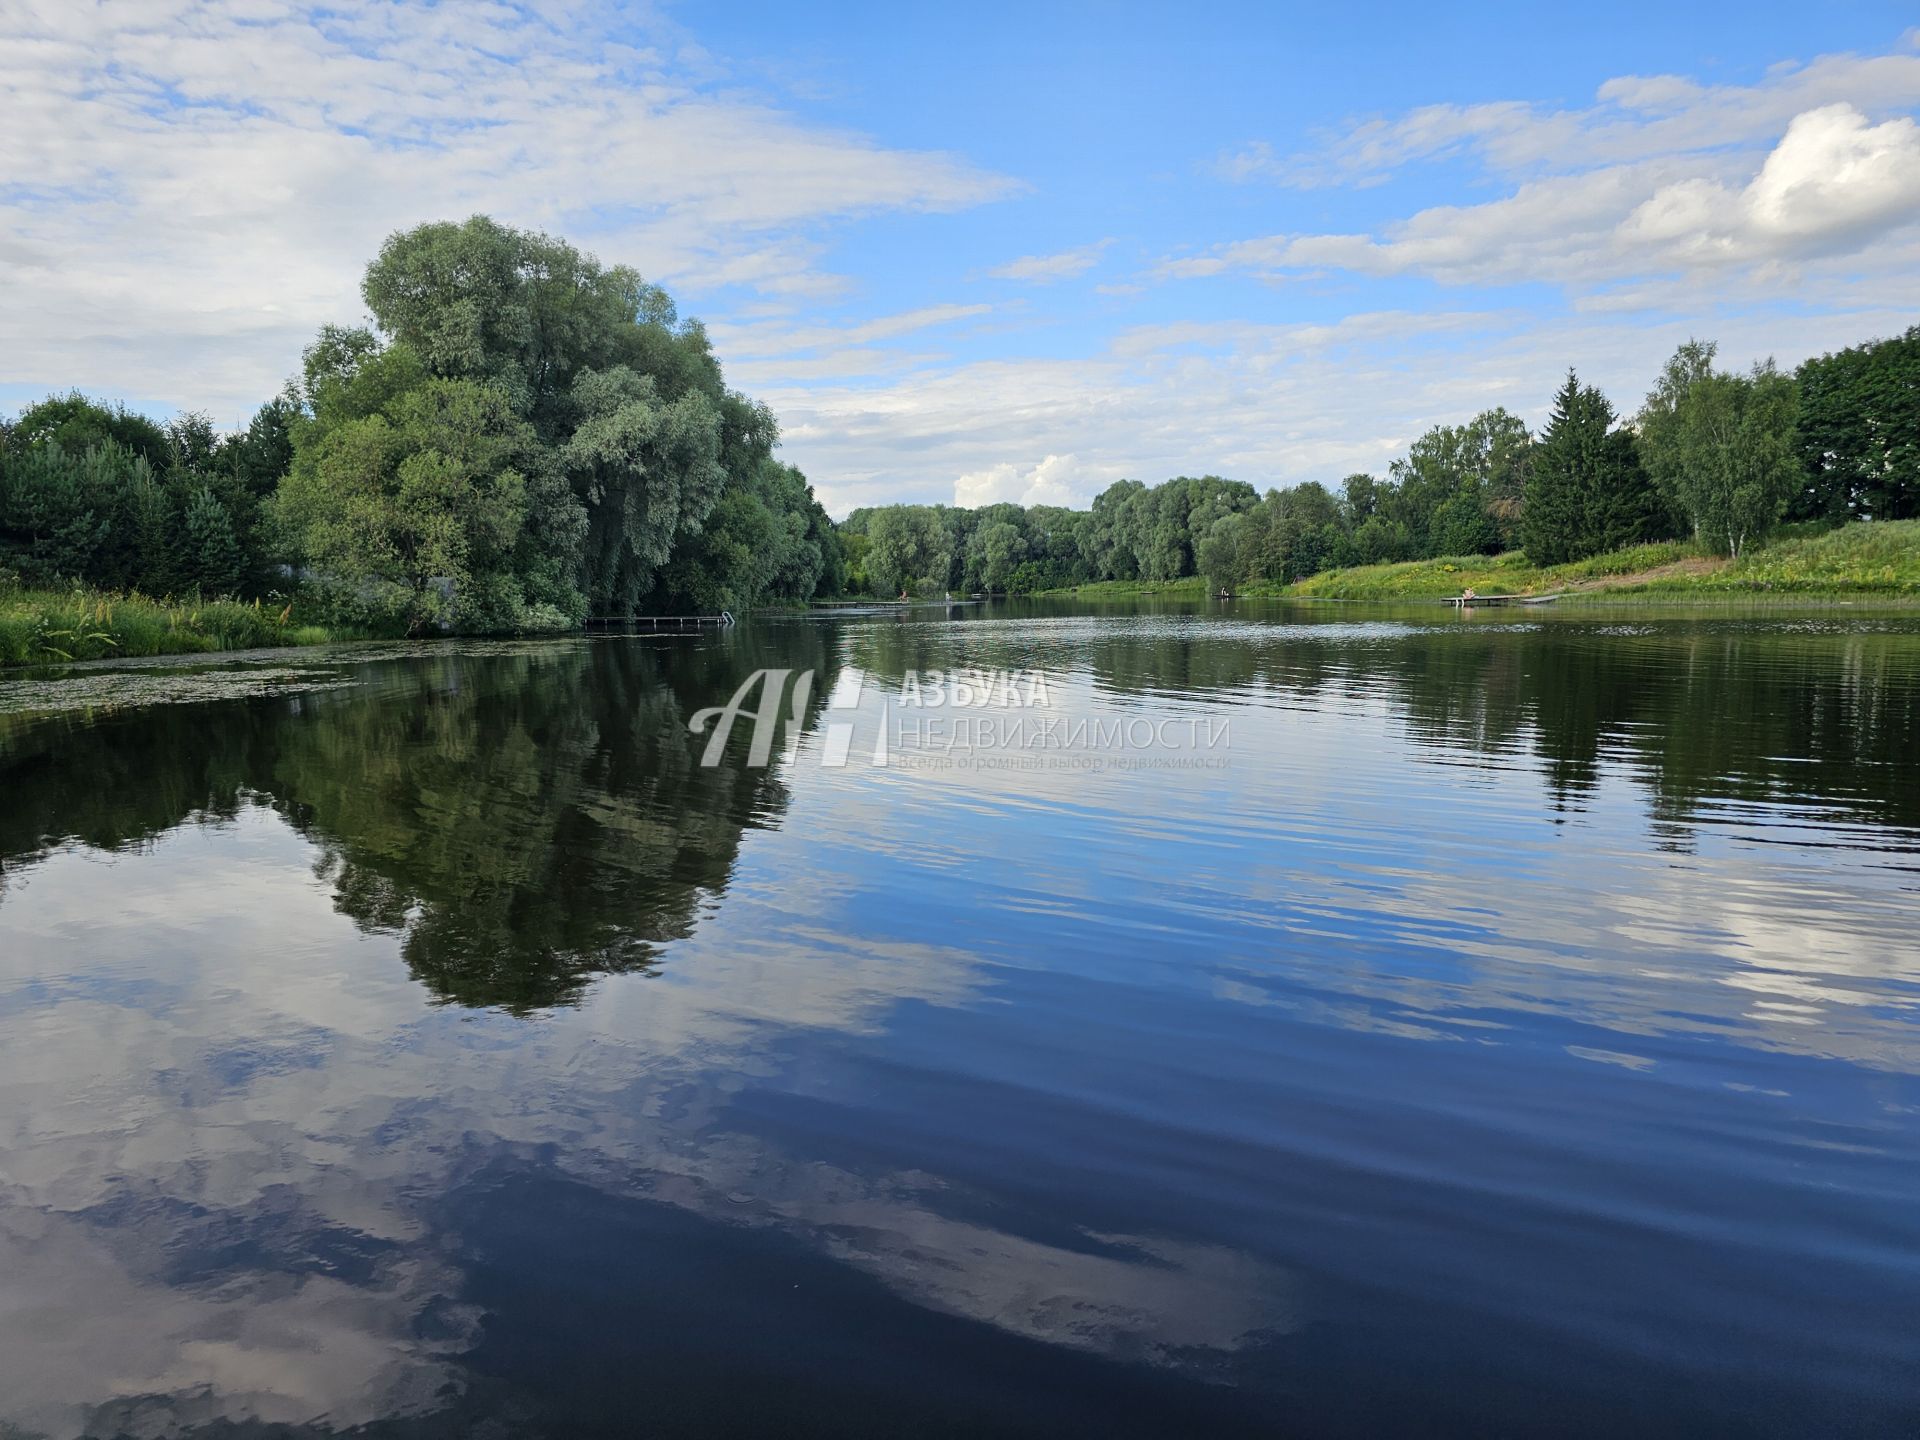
top-left (3, 1), bottom-right (1919, 516)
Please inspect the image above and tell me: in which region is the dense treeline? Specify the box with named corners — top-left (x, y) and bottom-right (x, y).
top-left (0, 216), bottom-right (842, 633)
top-left (0, 393), bottom-right (293, 597)
top-left (6, 252), bottom-right (1914, 618)
top-left (843, 326), bottom-right (1920, 595)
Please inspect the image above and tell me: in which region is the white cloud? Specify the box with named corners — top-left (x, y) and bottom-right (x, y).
top-left (1241, 41), bottom-right (1920, 186)
top-left (713, 302), bottom-right (992, 361)
top-left (0, 0), bottom-right (1014, 422)
top-left (847, 303), bottom-right (994, 343)
top-left (1168, 104), bottom-right (1920, 291)
top-left (6, 11), bottom-right (1914, 513)
top-left (986, 239), bottom-right (1113, 283)
top-left (1638, 103), bottom-right (1920, 260)
top-left (954, 453), bottom-right (1123, 508)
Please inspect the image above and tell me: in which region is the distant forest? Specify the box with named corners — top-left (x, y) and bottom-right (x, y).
top-left (3, 213), bottom-right (1914, 623)
top-left (842, 328), bottom-right (1918, 596)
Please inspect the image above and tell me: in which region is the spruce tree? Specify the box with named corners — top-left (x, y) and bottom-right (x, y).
top-left (1522, 373), bottom-right (1589, 566)
top-left (183, 486), bottom-right (244, 596)
top-left (1586, 428), bottom-right (1663, 556)
top-left (1523, 370), bottom-right (1664, 565)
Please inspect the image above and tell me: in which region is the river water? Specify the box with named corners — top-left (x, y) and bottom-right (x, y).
top-left (1, 600), bottom-right (1917, 1437)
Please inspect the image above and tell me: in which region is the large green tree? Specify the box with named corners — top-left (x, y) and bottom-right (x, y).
top-left (865, 505), bottom-right (952, 595)
top-left (1523, 372), bottom-right (1665, 565)
top-left (1639, 342), bottom-right (1804, 557)
top-left (1388, 408), bottom-right (1530, 558)
top-left (652, 460), bottom-right (839, 613)
top-left (1794, 326), bottom-right (1920, 522)
top-left (272, 215), bottom-right (832, 624)
top-left (275, 364), bottom-right (538, 633)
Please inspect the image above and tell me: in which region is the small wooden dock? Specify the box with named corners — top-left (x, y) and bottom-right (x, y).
top-left (1443, 592), bottom-right (1562, 608)
top-left (585, 611), bottom-right (734, 630)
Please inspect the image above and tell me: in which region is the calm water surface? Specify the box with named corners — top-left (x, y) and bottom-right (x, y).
top-left (1, 600), bottom-right (1918, 1437)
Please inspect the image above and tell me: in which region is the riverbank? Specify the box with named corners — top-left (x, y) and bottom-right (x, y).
top-left (1045, 520), bottom-right (1920, 602)
top-left (0, 586), bottom-right (335, 665)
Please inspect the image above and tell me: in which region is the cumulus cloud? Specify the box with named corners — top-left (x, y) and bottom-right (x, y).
top-left (6, 9), bottom-right (1914, 514)
top-left (1239, 41), bottom-right (1920, 186)
top-left (0, 0), bottom-right (1014, 421)
top-left (986, 240), bottom-right (1113, 282)
top-left (1168, 104), bottom-right (1920, 291)
top-left (954, 453), bottom-right (1123, 508)
top-left (1625, 104), bottom-right (1920, 260)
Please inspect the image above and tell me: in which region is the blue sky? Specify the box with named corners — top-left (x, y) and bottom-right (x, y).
top-left (4, 1), bottom-right (1918, 513)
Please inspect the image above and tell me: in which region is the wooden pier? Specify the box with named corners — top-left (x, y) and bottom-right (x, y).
top-left (584, 611), bottom-right (734, 630)
top-left (1444, 592), bottom-right (1562, 608)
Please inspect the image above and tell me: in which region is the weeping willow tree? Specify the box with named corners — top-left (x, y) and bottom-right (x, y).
top-left (274, 215), bottom-right (837, 630)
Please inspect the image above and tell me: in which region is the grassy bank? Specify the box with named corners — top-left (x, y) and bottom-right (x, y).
top-left (1292, 522), bottom-right (1920, 600)
top-left (1043, 522), bottom-right (1920, 603)
top-left (1285, 540), bottom-right (1704, 600)
top-left (0, 586), bottom-right (334, 666)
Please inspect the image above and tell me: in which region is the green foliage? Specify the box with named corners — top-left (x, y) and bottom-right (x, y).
top-left (1196, 513), bottom-right (1251, 591)
top-left (972, 519), bottom-right (1028, 592)
top-left (652, 461), bottom-right (839, 612)
top-left (1353, 513), bottom-right (1414, 566)
top-left (1523, 372), bottom-right (1666, 565)
top-left (1429, 491), bottom-right (1500, 558)
top-left (564, 367), bottom-right (724, 613)
top-left (839, 419), bottom-right (1530, 599)
top-left (838, 531), bottom-right (872, 595)
top-left (1638, 343), bottom-right (1803, 557)
top-left (1674, 517), bottom-right (1920, 593)
top-left (12, 257), bottom-right (1914, 630)
top-left (7, 392), bottom-right (170, 468)
top-left (1794, 326), bottom-right (1920, 523)
top-left (0, 441), bottom-right (139, 586)
top-left (0, 393), bottom-right (303, 599)
top-left (1386, 409), bottom-right (1529, 556)
top-left (275, 369), bottom-right (537, 634)
top-left (183, 485), bottom-right (244, 596)
top-left (1289, 541), bottom-right (1700, 599)
top-left (865, 505), bottom-right (953, 595)
top-left (268, 214), bottom-right (833, 624)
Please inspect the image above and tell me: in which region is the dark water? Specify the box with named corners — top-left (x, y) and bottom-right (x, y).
top-left (2, 601), bottom-right (1918, 1438)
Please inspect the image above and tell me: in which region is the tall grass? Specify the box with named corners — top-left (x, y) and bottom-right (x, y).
top-left (0, 583), bottom-right (335, 666)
